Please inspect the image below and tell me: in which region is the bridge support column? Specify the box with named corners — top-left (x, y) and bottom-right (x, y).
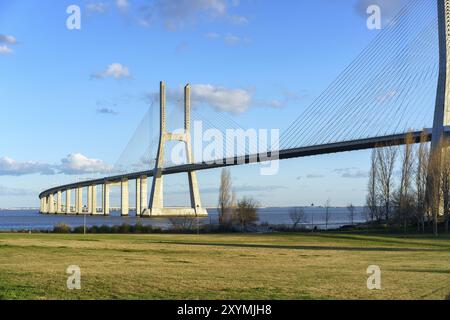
top-left (121, 179), bottom-right (129, 216)
top-left (136, 178), bottom-right (141, 217)
top-left (141, 176), bottom-right (148, 215)
top-left (40, 198), bottom-right (46, 214)
top-left (76, 187), bottom-right (83, 215)
top-left (56, 190), bottom-right (62, 214)
top-left (66, 189), bottom-right (72, 215)
top-left (49, 193), bottom-right (55, 214)
top-left (44, 196), bottom-right (50, 214)
top-left (143, 82), bottom-right (207, 217)
top-left (45, 197), bottom-right (49, 214)
top-left (87, 186), bottom-right (93, 214)
top-left (103, 183), bottom-right (110, 216)
top-left (91, 185), bottom-right (97, 215)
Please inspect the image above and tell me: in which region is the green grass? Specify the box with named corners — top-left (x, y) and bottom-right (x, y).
top-left (0, 232), bottom-right (449, 300)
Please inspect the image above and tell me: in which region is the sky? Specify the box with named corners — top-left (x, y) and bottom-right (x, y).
top-left (0, 0), bottom-right (413, 208)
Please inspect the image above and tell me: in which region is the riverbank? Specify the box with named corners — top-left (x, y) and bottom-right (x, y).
top-left (0, 232), bottom-right (449, 300)
top-left (0, 208), bottom-right (367, 232)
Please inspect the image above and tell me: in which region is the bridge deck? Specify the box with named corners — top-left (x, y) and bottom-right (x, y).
top-left (39, 130), bottom-right (432, 198)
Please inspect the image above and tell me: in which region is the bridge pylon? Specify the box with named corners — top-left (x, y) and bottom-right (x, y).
top-left (142, 81), bottom-right (208, 217)
top-left (427, 0), bottom-right (450, 233)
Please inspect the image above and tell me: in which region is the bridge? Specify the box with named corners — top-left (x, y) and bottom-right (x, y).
top-left (38, 0), bottom-right (450, 218)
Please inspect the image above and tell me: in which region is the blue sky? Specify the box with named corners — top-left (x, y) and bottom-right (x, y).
top-left (0, 0), bottom-right (410, 208)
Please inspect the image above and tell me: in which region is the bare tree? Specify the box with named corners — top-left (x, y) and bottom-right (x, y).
top-left (366, 148), bottom-right (379, 223)
top-left (324, 199), bottom-right (331, 230)
top-left (289, 207), bottom-right (306, 229)
top-left (441, 139), bottom-right (450, 233)
top-left (234, 197), bottom-right (259, 232)
top-left (218, 169), bottom-right (233, 228)
top-left (427, 141), bottom-right (442, 237)
top-left (376, 145), bottom-right (397, 223)
top-left (168, 216), bottom-right (196, 231)
top-left (347, 203), bottom-right (356, 225)
top-left (398, 132), bottom-right (415, 232)
top-left (415, 131), bottom-right (429, 233)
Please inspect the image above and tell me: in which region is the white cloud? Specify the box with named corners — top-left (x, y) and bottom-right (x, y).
top-left (0, 34), bottom-right (17, 55)
top-left (59, 154), bottom-right (113, 175)
top-left (0, 34), bottom-right (17, 44)
top-left (205, 32), bottom-right (220, 39)
top-left (97, 107), bottom-right (119, 115)
top-left (86, 2), bottom-right (109, 13)
top-left (0, 154), bottom-right (113, 176)
top-left (0, 157), bottom-right (54, 176)
top-left (306, 174), bottom-right (324, 179)
top-left (139, 0), bottom-right (228, 30)
top-left (91, 63), bottom-right (131, 79)
top-left (228, 14), bottom-right (248, 25)
top-left (116, 0), bottom-right (129, 10)
top-left (0, 45), bottom-right (13, 55)
top-left (150, 83), bottom-right (296, 114)
top-left (205, 32), bottom-right (251, 46)
top-left (190, 84), bottom-right (252, 114)
top-left (224, 34), bottom-right (250, 45)
top-left (0, 185), bottom-right (34, 196)
top-left (333, 168), bottom-right (368, 179)
top-left (155, 84), bottom-right (252, 114)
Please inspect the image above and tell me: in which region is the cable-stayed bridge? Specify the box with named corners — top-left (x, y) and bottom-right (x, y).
top-left (39, 0), bottom-right (450, 217)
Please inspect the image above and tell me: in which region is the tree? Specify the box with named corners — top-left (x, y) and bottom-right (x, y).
top-left (427, 141), bottom-right (442, 236)
top-left (366, 148), bottom-right (380, 223)
top-left (168, 216), bottom-right (196, 231)
top-left (289, 207), bottom-right (306, 229)
top-left (347, 203), bottom-right (356, 225)
top-left (218, 169), bottom-right (233, 228)
top-left (234, 197), bottom-right (259, 232)
top-left (324, 199), bottom-right (331, 230)
top-left (397, 132), bottom-right (415, 232)
top-left (441, 139), bottom-right (450, 233)
top-left (415, 131), bottom-right (429, 232)
top-left (376, 145), bottom-right (397, 223)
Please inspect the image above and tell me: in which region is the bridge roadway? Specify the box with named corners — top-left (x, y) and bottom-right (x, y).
top-left (39, 129), bottom-right (434, 199)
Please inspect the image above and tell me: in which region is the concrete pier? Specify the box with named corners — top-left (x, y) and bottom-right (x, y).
top-left (91, 185), bottom-right (97, 215)
top-left (76, 187), bottom-right (82, 215)
top-left (121, 179), bottom-right (129, 216)
top-left (136, 178), bottom-right (141, 217)
top-left (141, 176), bottom-right (148, 215)
top-left (40, 197), bottom-right (48, 214)
top-left (87, 185), bottom-right (93, 214)
top-left (56, 191), bottom-right (62, 214)
top-left (49, 193), bottom-right (55, 214)
top-left (102, 183), bottom-right (110, 216)
top-left (66, 189), bottom-right (72, 214)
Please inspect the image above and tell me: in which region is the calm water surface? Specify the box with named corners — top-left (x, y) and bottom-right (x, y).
top-left (0, 207), bottom-right (367, 231)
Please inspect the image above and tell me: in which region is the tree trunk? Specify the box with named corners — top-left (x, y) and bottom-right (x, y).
top-left (446, 216), bottom-right (449, 233)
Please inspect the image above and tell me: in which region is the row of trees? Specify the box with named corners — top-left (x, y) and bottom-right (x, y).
top-left (366, 131), bottom-right (449, 234)
top-left (218, 169), bottom-right (259, 231)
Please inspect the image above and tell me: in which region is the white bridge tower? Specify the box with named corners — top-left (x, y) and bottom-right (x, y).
top-left (142, 81), bottom-right (208, 217)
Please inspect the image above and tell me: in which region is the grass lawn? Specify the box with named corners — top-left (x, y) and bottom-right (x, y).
top-left (0, 232), bottom-right (449, 300)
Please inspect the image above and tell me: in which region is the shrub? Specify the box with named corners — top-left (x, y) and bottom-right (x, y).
top-left (98, 225), bottom-right (112, 233)
top-left (73, 226), bottom-right (84, 234)
top-left (53, 223), bottom-right (71, 234)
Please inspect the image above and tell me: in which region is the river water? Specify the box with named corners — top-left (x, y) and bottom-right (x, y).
top-left (0, 207), bottom-right (367, 231)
